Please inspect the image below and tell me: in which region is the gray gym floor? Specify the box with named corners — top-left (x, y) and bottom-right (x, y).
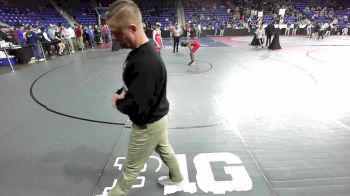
top-left (1, 36), bottom-right (350, 196)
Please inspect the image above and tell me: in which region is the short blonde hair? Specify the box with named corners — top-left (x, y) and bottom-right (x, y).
top-left (107, 0), bottom-right (142, 28)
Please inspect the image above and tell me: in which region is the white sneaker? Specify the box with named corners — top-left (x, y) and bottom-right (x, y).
top-left (158, 176), bottom-right (184, 186)
top-left (28, 59), bottom-right (36, 64)
top-left (38, 58), bottom-right (45, 62)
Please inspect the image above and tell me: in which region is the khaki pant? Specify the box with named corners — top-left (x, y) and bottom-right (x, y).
top-left (109, 115), bottom-right (183, 196)
top-left (77, 36), bottom-right (84, 49)
top-left (64, 38), bottom-right (74, 52)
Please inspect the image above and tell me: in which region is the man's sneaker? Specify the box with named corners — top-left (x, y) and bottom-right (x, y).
top-left (158, 176), bottom-right (184, 186)
top-left (38, 58), bottom-right (45, 62)
top-left (28, 59), bottom-right (36, 64)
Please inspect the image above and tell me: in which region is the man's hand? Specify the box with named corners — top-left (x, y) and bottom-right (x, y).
top-left (112, 91), bottom-right (126, 109)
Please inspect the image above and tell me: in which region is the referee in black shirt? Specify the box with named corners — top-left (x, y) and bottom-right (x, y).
top-left (107, 1), bottom-right (184, 195)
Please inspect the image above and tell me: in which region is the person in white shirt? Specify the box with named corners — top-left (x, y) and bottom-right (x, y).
top-left (61, 26), bottom-right (74, 53)
top-left (196, 24), bottom-right (202, 38)
top-left (342, 27), bottom-right (348, 36)
top-left (67, 26), bottom-right (76, 53)
top-left (172, 23), bottom-right (182, 53)
top-left (255, 25), bottom-right (265, 48)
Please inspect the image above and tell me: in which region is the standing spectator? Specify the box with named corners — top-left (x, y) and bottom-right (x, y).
top-left (214, 22), bottom-right (220, 35)
top-left (16, 26), bottom-right (26, 46)
top-left (306, 23), bottom-right (313, 39)
top-left (68, 26), bottom-right (76, 53)
top-left (107, 24), bottom-right (112, 43)
top-left (25, 26), bottom-right (44, 61)
top-left (292, 22), bottom-right (299, 35)
top-left (219, 23), bottom-right (225, 36)
top-left (94, 25), bottom-right (102, 46)
top-left (285, 22), bottom-right (291, 35)
top-left (102, 24), bottom-right (109, 43)
top-left (87, 25), bottom-right (95, 48)
top-left (61, 26), bottom-right (74, 53)
top-left (75, 24), bottom-right (84, 50)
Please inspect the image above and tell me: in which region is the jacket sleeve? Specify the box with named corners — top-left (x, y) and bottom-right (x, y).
top-left (116, 62), bottom-right (159, 119)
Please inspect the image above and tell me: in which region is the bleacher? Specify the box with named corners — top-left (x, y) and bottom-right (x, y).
top-left (183, 0), bottom-right (235, 28)
top-left (97, 0), bottom-right (177, 27)
top-left (73, 8), bottom-right (98, 26)
top-left (0, 0), bottom-right (69, 27)
top-left (55, 0), bottom-right (98, 26)
top-left (294, 0), bottom-right (349, 28)
top-left (0, 0), bottom-right (348, 31)
top-left (136, 0), bottom-right (177, 27)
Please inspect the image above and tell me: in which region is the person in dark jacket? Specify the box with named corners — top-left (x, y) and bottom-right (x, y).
top-left (38, 26), bottom-right (54, 58)
top-left (268, 25), bottom-right (282, 50)
top-left (106, 1), bottom-right (183, 196)
top-left (87, 25), bottom-right (95, 48)
top-left (25, 27), bottom-right (44, 61)
top-left (93, 24), bottom-right (101, 46)
top-left (16, 26), bottom-right (26, 46)
top-left (318, 23), bottom-right (325, 40)
top-left (265, 22), bottom-right (275, 47)
top-left (314, 23), bottom-right (321, 38)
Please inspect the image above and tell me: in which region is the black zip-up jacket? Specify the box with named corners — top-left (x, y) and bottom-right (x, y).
top-left (116, 40), bottom-right (169, 125)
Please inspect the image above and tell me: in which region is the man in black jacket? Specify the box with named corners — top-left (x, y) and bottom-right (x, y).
top-left (265, 22), bottom-right (275, 47)
top-left (106, 1), bottom-right (183, 195)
